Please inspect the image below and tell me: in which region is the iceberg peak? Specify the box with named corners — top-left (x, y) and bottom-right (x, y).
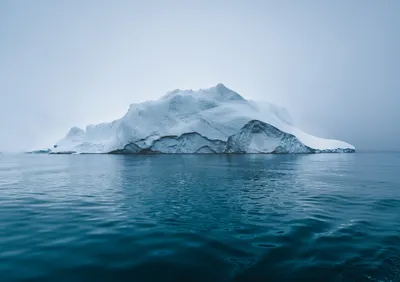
top-left (162, 83), bottom-right (244, 103)
top-left (205, 83), bottom-right (245, 102)
top-left (66, 126), bottom-right (84, 138)
top-left (214, 83), bottom-right (229, 90)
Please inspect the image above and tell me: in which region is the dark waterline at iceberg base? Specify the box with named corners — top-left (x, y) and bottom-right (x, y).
top-left (0, 153), bottom-right (399, 282)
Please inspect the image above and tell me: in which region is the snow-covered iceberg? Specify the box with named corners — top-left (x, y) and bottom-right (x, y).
top-left (53, 84), bottom-right (355, 154)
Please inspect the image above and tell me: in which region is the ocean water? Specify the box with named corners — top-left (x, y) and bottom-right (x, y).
top-left (0, 153), bottom-right (399, 282)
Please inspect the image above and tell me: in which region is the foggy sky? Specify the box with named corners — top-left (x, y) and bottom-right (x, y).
top-left (1, 0), bottom-right (399, 152)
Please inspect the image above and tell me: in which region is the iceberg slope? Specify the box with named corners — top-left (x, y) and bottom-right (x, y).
top-left (53, 84), bottom-right (355, 154)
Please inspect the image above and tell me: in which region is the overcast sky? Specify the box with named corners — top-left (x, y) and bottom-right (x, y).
top-left (0, 0), bottom-right (399, 152)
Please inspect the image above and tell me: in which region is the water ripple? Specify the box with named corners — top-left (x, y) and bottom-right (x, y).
top-left (0, 153), bottom-right (399, 281)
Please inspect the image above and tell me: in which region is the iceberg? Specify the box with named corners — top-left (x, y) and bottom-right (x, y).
top-left (53, 84), bottom-right (355, 154)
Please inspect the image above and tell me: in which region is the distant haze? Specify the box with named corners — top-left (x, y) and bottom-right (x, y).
top-left (1, 0), bottom-right (399, 152)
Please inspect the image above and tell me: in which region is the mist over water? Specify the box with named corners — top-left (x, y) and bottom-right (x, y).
top-left (1, 1), bottom-right (399, 151)
top-left (0, 153), bottom-right (399, 281)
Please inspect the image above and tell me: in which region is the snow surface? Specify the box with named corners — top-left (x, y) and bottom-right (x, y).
top-left (53, 84), bottom-right (355, 154)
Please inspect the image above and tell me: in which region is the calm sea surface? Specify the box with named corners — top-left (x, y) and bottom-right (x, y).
top-left (0, 153), bottom-right (399, 282)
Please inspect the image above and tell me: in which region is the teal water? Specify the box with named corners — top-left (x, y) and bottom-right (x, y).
top-left (0, 153), bottom-right (399, 282)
